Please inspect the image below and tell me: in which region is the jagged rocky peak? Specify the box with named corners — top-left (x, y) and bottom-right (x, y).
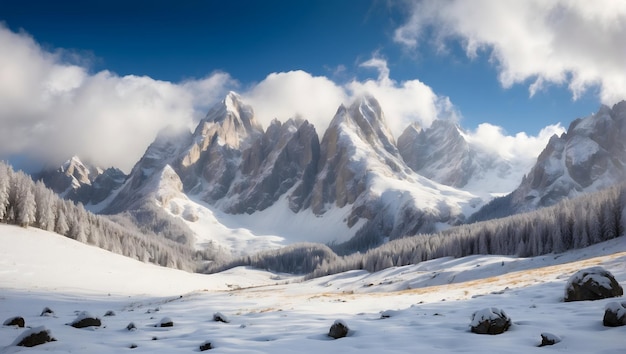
top-left (61, 156), bottom-right (100, 186)
top-left (337, 94), bottom-right (398, 155)
top-left (226, 117), bottom-right (320, 214)
top-left (193, 91), bottom-right (263, 150)
top-left (35, 155), bottom-right (99, 194)
top-left (510, 100), bottom-right (626, 211)
top-left (398, 119), bottom-right (473, 188)
top-left (36, 156), bottom-right (126, 206)
top-left (307, 95), bottom-right (408, 215)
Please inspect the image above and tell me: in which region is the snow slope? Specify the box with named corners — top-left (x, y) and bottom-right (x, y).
top-left (1, 225), bottom-right (625, 353)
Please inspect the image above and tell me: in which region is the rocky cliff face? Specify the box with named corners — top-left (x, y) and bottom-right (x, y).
top-left (509, 101), bottom-right (626, 211)
top-left (224, 118), bottom-right (320, 214)
top-left (177, 91), bottom-right (263, 202)
top-left (305, 95), bottom-right (406, 215)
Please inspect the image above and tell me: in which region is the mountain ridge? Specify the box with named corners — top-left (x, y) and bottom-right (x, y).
top-left (34, 93), bottom-right (626, 256)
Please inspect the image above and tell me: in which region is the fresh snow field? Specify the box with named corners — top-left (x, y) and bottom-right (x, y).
top-left (1, 224), bottom-right (625, 353)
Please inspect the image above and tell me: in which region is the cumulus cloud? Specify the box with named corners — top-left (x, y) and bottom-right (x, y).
top-left (0, 24), bottom-right (557, 175)
top-left (394, 0), bottom-right (626, 104)
top-left (241, 71), bottom-right (347, 133)
top-left (0, 25), bottom-right (234, 172)
top-left (466, 122), bottom-right (565, 162)
top-left (241, 55), bottom-right (458, 139)
top-left (347, 55), bottom-right (458, 136)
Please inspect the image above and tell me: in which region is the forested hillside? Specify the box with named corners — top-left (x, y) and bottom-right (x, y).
top-left (0, 162), bottom-right (211, 271)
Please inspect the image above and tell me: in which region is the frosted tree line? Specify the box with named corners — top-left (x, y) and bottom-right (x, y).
top-left (306, 183), bottom-right (626, 278)
top-left (202, 242), bottom-right (339, 274)
top-left (0, 162), bottom-right (204, 271)
top-left (204, 183), bottom-right (626, 277)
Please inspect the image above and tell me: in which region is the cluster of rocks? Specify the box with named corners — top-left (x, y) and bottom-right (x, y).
top-left (463, 266), bottom-right (624, 348)
top-left (2, 306), bottom-right (228, 351)
top-left (2, 266), bottom-right (623, 350)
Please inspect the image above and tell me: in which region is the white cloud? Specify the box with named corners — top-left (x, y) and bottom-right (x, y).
top-left (241, 58), bottom-right (458, 139)
top-left (466, 122), bottom-right (565, 163)
top-left (394, 0), bottom-right (626, 104)
top-left (241, 71), bottom-right (347, 133)
top-left (0, 25), bottom-right (234, 172)
top-left (0, 24), bottom-right (558, 175)
top-left (347, 55), bottom-right (459, 136)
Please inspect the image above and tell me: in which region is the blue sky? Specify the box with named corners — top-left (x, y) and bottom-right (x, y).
top-left (0, 0), bottom-right (624, 171)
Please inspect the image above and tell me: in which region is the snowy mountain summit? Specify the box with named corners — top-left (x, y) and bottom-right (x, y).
top-left (36, 156), bottom-right (125, 206)
top-left (397, 119), bottom-right (523, 196)
top-left (511, 101), bottom-right (626, 212)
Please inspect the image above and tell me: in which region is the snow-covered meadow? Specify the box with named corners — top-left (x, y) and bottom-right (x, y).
top-left (1, 224), bottom-right (624, 353)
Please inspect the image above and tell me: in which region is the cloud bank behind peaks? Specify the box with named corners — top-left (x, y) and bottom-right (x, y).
top-left (0, 23), bottom-right (557, 175)
top-left (395, 0), bottom-right (626, 104)
top-left (0, 25), bottom-right (234, 172)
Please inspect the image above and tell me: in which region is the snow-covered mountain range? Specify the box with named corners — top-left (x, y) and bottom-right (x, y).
top-left (35, 93), bottom-right (626, 256)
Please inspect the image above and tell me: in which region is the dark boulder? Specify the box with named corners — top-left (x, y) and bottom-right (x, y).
top-left (40, 307), bottom-right (54, 316)
top-left (126, 322), bottom-right (137, 331)
top-left (199, 341), bottom-right (213, 351)
top-left (328, 320), bottom-right (349, 339)
top-left (69, 312), bottom-right (101, 328)
top-left (157, 317), bottom-right (173, 327)
top-left (538, 332), bottom-right (561, 347)
top-left (603, 301), bottom-right (626, 327)
top-left (564, 267), bottom-right (623, 302)
top-left (213, 312), bottom-right (230, 323)
top-left (3, 316), bottom-right (25, 328)
top-left (12, 326), bottom-right (56, 347)
top-left (470, 307), bottom-right (511, 335)
top-left (104, 310), bottom-right (116, 317)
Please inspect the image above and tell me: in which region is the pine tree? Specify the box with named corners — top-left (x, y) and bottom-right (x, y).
top-left (0, 162), bottom-right (10, 221)
top-left (15, 173), bottom-right (36, 227)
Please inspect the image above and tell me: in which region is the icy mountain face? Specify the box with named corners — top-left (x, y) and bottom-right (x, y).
top-left (36, 156), bottom-right (125, 206)
top-left (398, 120), bottom-right (517, 195)
top-left (510, 101), bottom-right (626, 211)
top-left (225, 118), bottom-right (320, 214)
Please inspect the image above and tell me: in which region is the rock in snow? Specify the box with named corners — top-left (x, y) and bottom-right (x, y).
top-left (199, 340), bottom-right (213, 351)
top-left (213, 312), bottom-right (230, 323)
top-left (470, 307), bottom-right (511, 335)
top-left (12, 326), bottom-right (56, 347)
top-left (539, 332), bottom-right (561, 346)
top-left (3, 316), bottom-right (25, 328)
top-left (157, 317), bottom-right (174, 327)
top-left (564, 266), bottom-right (623, 302)
top-left (328, 319), bottom-right (350, 339)
top-left (603, 301), bottom-right (626, 327)
top-left (69, 311), bottom-right (102, 328)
